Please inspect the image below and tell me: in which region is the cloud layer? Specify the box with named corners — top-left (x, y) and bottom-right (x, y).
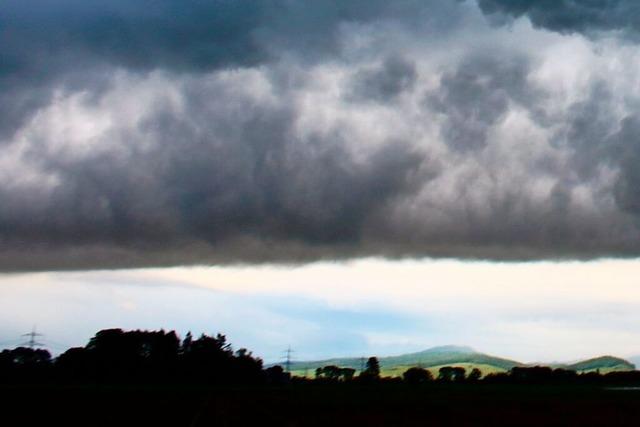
top-left (478, 0), bottom-right (640, 37)
top-left (3, 0), bottom-right (640, 270)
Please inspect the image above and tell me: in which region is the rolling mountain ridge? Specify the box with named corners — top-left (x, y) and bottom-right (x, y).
top-left (283, 346), bottom-right (636, 377)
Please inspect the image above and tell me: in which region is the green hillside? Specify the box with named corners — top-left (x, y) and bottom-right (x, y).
top-left (284, 347), bottom-right (637, 378)
top-left (376, 346), bottom-right (521, 371)
top-left (286, 345), bottom-right (521, 376)
top-left (562, 356), bottom-right (635, 373)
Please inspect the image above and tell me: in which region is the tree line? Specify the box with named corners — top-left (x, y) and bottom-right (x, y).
top-left (2, 328), bottom-right (640, 386)
top-left (1, 329), bottom-right (272, 385)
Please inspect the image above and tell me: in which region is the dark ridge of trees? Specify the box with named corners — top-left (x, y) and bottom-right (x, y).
top-left (3, 328), bottom-right (264, 385)
top-left (3, 329), bottom-right (640, 388)
top-left (482, 366), bottom-right (640, 385)
top-left (484, 366), bottom-right (581, 384)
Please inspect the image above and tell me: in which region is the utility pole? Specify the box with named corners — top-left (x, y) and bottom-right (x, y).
top-left (21, 326), bottom-right (44, 349)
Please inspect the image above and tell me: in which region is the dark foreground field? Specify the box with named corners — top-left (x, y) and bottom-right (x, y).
top-left (3, 383), bottom-right (640, 426)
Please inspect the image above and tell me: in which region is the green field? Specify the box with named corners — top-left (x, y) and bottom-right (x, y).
top-left (380, 363), bottom-right (507, 378)
top-left (571, 365), bottom-right (635, 375)
top-left (294, 363), bottom-right (506, 379)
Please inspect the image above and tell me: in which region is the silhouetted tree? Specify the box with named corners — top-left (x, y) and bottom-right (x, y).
top-left (2, 347), bottom-right (51, 366)
top-left (482, 372), bottom-right (509, 384)
top-left (315, 366), bottom-right (356, 382)
top-left (79, 328), bottom-right (180, 382)
top-left (438, 366), bottom-right (466, 382)
top-left (357, 357), bottom-right (381, 383)
top-left (180, 333), bottom-right (233, 383)
top-left (232, 348), bottom-right (264, 384)
top-left (55, 347), bottom-right (91, 381)
top-left (438, 366), bottom-right (454, 382)
top-left (316, 365), bottom-right (341, 381)
top-left (403, 367), bottom-right (433, 384)
top-left (0, 347), bottom-right (52, 383)
top-left (453, 367), bottom-right (466, 382)
top-left (341, 367), bottom-right (356, 381)
top-left (467, 368), bottom-right (482, 382)
top-left (52, 328), bottom-right (265, 385)
top-left (180, 331), bottom-right (193, 355)
top-left (365, 357), bottom-right (380, 377)
top-left (265, 365), bottom-right (290, 385)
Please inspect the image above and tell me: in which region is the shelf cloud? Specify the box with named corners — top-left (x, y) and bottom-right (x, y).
top-left (3, 0), bottom-right (640, 270)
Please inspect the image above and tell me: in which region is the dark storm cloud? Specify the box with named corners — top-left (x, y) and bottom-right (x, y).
top-left (0, 0), bottom-right (464, 79)
top-left (427, 54), bottom-right (538, 151)
top-left (4, 0), bottom-right (640, 270)
top-left (477, 0), bottom-right (640, 37)
top-left (0, 0), bottom-right (461, 139)
top-left (0, 72), bottom-right (428, 270)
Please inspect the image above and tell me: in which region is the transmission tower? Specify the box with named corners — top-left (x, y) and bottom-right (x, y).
top-left (283, 346), bottom-right (294, 373)
top-left (21, 326), bottom-right (44, 349)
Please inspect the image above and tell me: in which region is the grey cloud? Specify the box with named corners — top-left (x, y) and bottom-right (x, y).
top-left (427, 54), bottom-right (538, 151)
top-left (4, 53), bottom-right (640, 271)
top-left (477, 0), bottom-right (640, 37)
top-left (547, 80), bottom-right (640, 221)
top-left (608, 116), bottom-right (640, 216)
top-left (0, 73), bottom-right (427, 270)
top-left (349, 56), bottom-right (418, 102)
top-left (4, 1), bottom-right (640, 270)
top-left (0, 0), bottom-right (462, 140)
top-left (0, 0), bottom-right (458, 71)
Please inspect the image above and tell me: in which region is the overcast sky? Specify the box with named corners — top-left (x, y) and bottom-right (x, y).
top-left (3, 0), bottom-right (640, 362)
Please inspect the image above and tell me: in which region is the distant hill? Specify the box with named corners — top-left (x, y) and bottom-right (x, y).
top-left (285, 345), bottom-right (522, 376)
top-left (559, 356), bottom-right (635, 373)
top-left (376, 346), bottom-right (521, 371)
top-left (283, 347), bottom-right (637, 378)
